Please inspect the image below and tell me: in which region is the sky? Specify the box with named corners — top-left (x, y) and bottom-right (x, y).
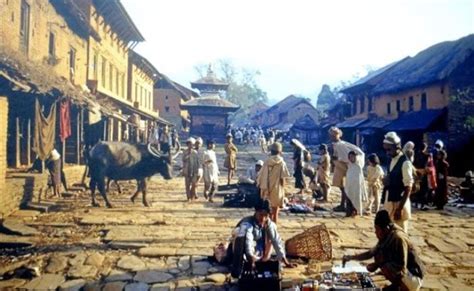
top-left (122, 0), bottom-right (474, 105)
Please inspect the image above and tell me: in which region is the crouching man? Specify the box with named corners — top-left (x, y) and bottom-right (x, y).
top-left (343, 210), bottom-right (424, 291)
top-left (228, 199), bottom-right (296, 277)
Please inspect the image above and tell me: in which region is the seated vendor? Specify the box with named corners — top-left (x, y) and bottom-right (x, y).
top-left (229, 199), bottom-right (295, 277)
top-left (239, 160), bottom-right (264, 184)
top-left (343, 210), bottom-right (424, 291)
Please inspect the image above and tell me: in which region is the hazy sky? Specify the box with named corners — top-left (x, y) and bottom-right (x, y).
top-left (122, 0), bottom-right (473, 104)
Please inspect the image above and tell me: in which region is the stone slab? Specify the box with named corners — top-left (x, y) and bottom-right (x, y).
top-left (1, 218), bottom-right (39, 236)
top-left (134, 270), bottom-right (174, 284)
top-left (22, 274), bottom-right (65, 290)
top-left (125, 282), bottom-right (150, 291)
top-left (58, 279), bottom-right (86, 291)
top-left (138, 246), bottom-right (177, 257)
top-left (117, 255), bottom-right (146, 271)
top-left (104, 269), bottom-right (134, 282)
top-left (102, 281), bottom-right (127, 291)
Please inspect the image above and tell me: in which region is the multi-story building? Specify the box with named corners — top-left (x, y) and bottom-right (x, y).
top-left (154, 73), bottom-right (199, 132)
top-left (340, 34), bottom-right (474, 174)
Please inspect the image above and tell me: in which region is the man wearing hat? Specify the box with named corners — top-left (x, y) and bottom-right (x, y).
top-left (182, 137), bottom-right (199, 201)
top-left (382, 131), bottom-right (414, 233)
top-left (239, 160), bottom-right (264, 185)
top-left (257, 142), bottom-right (291, 224)
top-left (328, 126), bottom-right (364, 212)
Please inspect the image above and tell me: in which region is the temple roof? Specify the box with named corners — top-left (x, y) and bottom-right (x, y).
top-left (190, 65), bottom-right (229, 90)
top-left (180, 95), bottom-right (239, 111)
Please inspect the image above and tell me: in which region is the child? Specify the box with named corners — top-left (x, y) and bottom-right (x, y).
top-left (366, 153), bottom-right (384, 213)
top-left (202, 140), bottom-right (219, 202)
top-left (182, 137), bottom-right (199, 201)
top-left (317, 144), bottom-right (331, 202)
top-left (345, 151), bottom-right (367, 217)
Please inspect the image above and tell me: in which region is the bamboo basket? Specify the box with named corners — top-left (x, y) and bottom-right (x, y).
top-left (285, 224), bottom-right (332, 261)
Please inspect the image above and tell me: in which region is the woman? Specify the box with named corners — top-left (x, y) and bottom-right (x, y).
top-left (434, 150), bottom-right (449, 210)
top-left (345, 151), bottom-right (367, 217)
top-left (291, 139), bottom-right (306, 194)
top-left (224, 133), bottom-right (238, 185)
top-left (317, 144), bottom-right (331, 202)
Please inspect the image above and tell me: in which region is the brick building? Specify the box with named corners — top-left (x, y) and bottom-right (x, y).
top-left (252, 95), bottom-right (320, 131)
top-left (340, 34), bottom-right (474, 175)
top-left (154, 74), bottom-right (199, 132)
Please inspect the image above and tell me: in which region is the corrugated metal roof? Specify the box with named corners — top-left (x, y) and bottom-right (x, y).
top-left (336, 118), bottom-right (368, 129)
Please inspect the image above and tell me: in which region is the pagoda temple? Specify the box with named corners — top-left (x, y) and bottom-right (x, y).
top-left (181, 65), bottom-right (239, 141)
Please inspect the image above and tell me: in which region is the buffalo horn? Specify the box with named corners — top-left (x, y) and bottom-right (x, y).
top-left (147, 144), bottom-right (162, 158)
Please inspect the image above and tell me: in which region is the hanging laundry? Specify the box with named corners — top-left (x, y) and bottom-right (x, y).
top-left (59, 99), bottom-right (71, 142)
top-left (33, 99), bottom-right (57, 160)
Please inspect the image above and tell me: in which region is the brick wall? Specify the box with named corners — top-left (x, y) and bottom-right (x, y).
top-left (0, 97), bottom-right (9, 218)
top-left (154, 88), bottom-right (187, 129)
top-left (4, 165), bottom-right (86, 216)
top-left (0, 0), bottom-right (88, 86)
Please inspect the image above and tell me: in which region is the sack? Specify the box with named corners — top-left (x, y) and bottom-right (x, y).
top-left (303, 150), bottom-right (312, 162)
top-left (213, 242), bottom-right (229, 263)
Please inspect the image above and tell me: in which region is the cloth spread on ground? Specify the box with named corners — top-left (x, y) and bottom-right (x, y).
top-left (33, 99), bottom-right (57, 160)
top-left (59, 99), bottom-right (71, 142)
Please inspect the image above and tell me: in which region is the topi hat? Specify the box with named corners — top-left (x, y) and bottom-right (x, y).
top-left (383, 131), bottom-right (401, 145)
top-left (256, 160), bottom-right (264, 166)
top-left (186, 137), bottom-right (196, 144)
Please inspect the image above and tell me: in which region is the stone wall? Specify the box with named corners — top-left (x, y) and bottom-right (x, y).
top-left (0, 97), bottom-right (9, 218)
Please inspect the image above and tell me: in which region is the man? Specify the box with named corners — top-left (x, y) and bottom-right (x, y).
top-left (202, 139), bottom-right (219, 202)
top-left (382, 131), bottom-right (414, 233)
top-left (230, 199), bottom-right (296, 278)
top-left (182, 137), bottom-right (199, 201)
top-left (159, 125), bottom-right (171, 154)
top-left (328, 127), bottom-right (364, 212)
top-left (257, 142), bottom-right (291, 224)
top-left (239, 160), bottom-right (264, 184)
top-left (343, 210), bottom-right (424, 291)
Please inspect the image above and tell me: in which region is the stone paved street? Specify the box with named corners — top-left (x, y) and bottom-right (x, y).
top-left (0, 145), bottom-right (473, 290)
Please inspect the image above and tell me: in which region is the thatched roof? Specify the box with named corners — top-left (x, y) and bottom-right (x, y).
top-left (254, 95), bottom-right (314, 119)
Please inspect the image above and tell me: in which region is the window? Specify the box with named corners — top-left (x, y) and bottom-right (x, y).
top-left (92, 53), bottom-right (98, 79)
top-left (421, 93), bottom-right (427, 110)
top-left (69, 47), bottom-right (76, 82)
top-left (387, 103), bottom-right (391, 115)
top-left (396, 100), bottom-right (401, 112)
top-left (360, 97), bottom-right (365, 114)
top-left (165, 95), bottom-right (168, 100)
top-left (368, 96), bottom-right (372, 112)
top-left (48, 32), bottom-right (56, 59)
top-left (121, 74), bottom-right (126, 99)
top-left (20, 0), bottom-right (30, 54)
top-left (408, 96), bottom-right (414, 111)
top-left (109, 64), bottom-right (113, 91)
top-left (115, 69), bottom-right (119, 95)
top-left (134, 83), bottom-right (138, 101)
top-left (101, 57), bottom-right (107, 87)
top-left (165, 106), bottom-right (170, 113)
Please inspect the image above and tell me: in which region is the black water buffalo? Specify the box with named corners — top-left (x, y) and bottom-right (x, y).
top-left (88, 142), bottom-right (178, 208)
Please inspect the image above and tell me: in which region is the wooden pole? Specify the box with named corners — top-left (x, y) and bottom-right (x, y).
top-left (27, 118), bottom-right (31, 166)
top-left (15, 117), bottom-right (20, 168)
top-left (76, 109), bottom-right (81, 164)
top-left (62, 139), bottom-right (66, 165)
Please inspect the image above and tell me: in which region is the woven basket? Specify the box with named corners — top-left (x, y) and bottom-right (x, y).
top-left (285, 224), bottom-right (332, 261)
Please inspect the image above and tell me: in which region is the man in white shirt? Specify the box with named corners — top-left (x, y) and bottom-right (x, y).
top-left (382, 131), bottom-right (414, 233)
top-left (239, 160), bottom-right (264, 184)
top-left (329, 127), bottom-right (364, 213)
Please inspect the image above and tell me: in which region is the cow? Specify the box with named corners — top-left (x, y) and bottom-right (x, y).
top-left (88, 141), bottom-right (179, 208)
